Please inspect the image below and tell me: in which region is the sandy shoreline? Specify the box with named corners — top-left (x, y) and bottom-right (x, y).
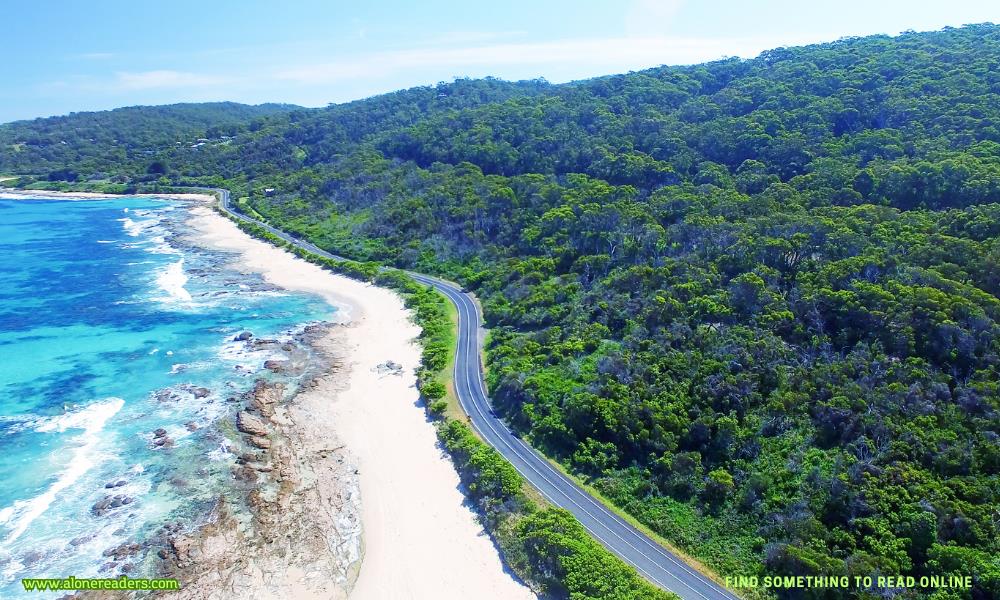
top-left (0, 188), bottom-right (215, 202)
top-left (183, 205), bottom-right (534, 599)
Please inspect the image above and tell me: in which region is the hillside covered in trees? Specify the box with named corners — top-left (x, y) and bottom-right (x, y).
top-left (0, 102), bottom-right (298, 180)
top-left (3, 24), bottom-right (1000, 599)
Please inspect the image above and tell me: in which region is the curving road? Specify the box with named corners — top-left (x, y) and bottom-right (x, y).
top-left (214, 188), bottom-right (738, 600)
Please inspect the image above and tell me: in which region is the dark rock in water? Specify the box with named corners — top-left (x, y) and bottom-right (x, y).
top-left (303, 324), bottom-right (325, 336)
top-left (153, 428), bottom-right (168, 438)
top-left (234, 331), bottom-right (254, 342)
top-left (157, 549), bottom-right (169, 560)
top-left (99, 561), bottom-right (117, 573)
top-left (92, 496), bottom-right (114, 515)
top-left (153, 435), bottom-right (174, 448)
top-left (121, 563), bottom-right (134, 573)
top-left (113, 528), bottom-right (126, 536)
top-left (70, 534), bottom-right (95, 547)
top-left (154, 389), bottom-right (181, 403)
top-left (237, 411), bottom-right (268, 436)
top-left (186, 421), bottom-right (199, 431)
top-left (192, 387), bottom-right (210, 399)
top-left (93, 494), bottom-right (131, 515)
top-left (103, 542), bottom-right (141, 560)
top-left (21, 551), bottom-right (42, 566)
top-left (233, 465), bottom-right (257, 482)
top-left (104, 479), bottom-right (127, 489)
top-left (253, 338), bottom-right (279, 348)
top-left (281, 342), bottom-right (295, 352)
top-left (263, 359), bottom-right (290, 374)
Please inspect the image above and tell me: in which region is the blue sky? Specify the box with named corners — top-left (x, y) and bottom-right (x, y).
top-left (1, 0), bottom-right (996, 123)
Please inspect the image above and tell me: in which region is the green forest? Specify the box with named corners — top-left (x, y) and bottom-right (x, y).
top-left (3, 24), bottom-right (999, 600)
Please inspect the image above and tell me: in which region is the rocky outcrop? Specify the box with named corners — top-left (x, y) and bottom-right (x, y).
top-left (249, 379), bottom-right (283, 418)
top-left (150, 337), bottom-right (361, 600)
top-left (263, 359), bottom-right (290, 374)
top-left (233, 331), bottom-right (253, 342)
top-left (236, 411), bottom-right (268, 436)
top-left (167, 534), bottom-right (197, 567)
top-left (249, 435), bottom-right (271, 449)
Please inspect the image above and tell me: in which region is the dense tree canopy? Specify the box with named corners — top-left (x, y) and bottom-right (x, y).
top-left (3, 24), bottom-right (999, 599)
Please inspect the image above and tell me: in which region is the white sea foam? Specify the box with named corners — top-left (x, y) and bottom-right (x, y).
top-left (118, 217), bottom-right (158, 238)
top-left (118, 210), bottom-right (179, 256)
top-left (0, 397), bottom-right (125, 544)
top-left (207, 439), bottom-right (235, 462)
top-left (155, 260), bottom-right (193, 303)
top-left (147, 234), bottom-right (180, 255)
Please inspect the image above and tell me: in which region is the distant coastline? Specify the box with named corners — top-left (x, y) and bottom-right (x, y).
top-left (0, 187), bottom-right (215, 203)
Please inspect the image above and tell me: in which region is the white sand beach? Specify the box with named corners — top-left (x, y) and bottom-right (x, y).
top-left (185, 205), bottom-right (535, 600)
top-left (0, 188), bottom-right (215, 202)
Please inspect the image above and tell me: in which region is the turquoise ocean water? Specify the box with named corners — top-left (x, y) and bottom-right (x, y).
top-left (0, 196), bottom-right (335, 594)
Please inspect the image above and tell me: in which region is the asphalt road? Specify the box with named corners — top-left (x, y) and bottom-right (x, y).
top-left (214, 189), bottom-right (739, 600)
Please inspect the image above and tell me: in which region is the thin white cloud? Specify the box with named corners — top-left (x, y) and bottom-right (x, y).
top-left (77, 52), bottom-right (115, 60)
top-left (427, 30), bottom-right (529, 46)
top-left (41, 32), bottom-right (822, 110)
top-left (275, 35), bottom-right (815, 85)
top-left (625, 0), bottom-right (686, 38)
top-left (113, 70), bottom-right (233, 90)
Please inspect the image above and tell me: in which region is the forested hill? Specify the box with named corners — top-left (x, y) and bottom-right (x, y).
top-left (5, 24), bottom-right (1000, 599)
top-left (0, 102), bottom-right (298, 178)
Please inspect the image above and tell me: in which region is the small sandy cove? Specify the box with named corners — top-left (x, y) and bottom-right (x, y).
top-left (186, 203), bottom-right (534, 600)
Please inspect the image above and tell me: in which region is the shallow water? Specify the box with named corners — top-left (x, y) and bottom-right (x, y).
top-left (0, 197), bottom-right (335, 595)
